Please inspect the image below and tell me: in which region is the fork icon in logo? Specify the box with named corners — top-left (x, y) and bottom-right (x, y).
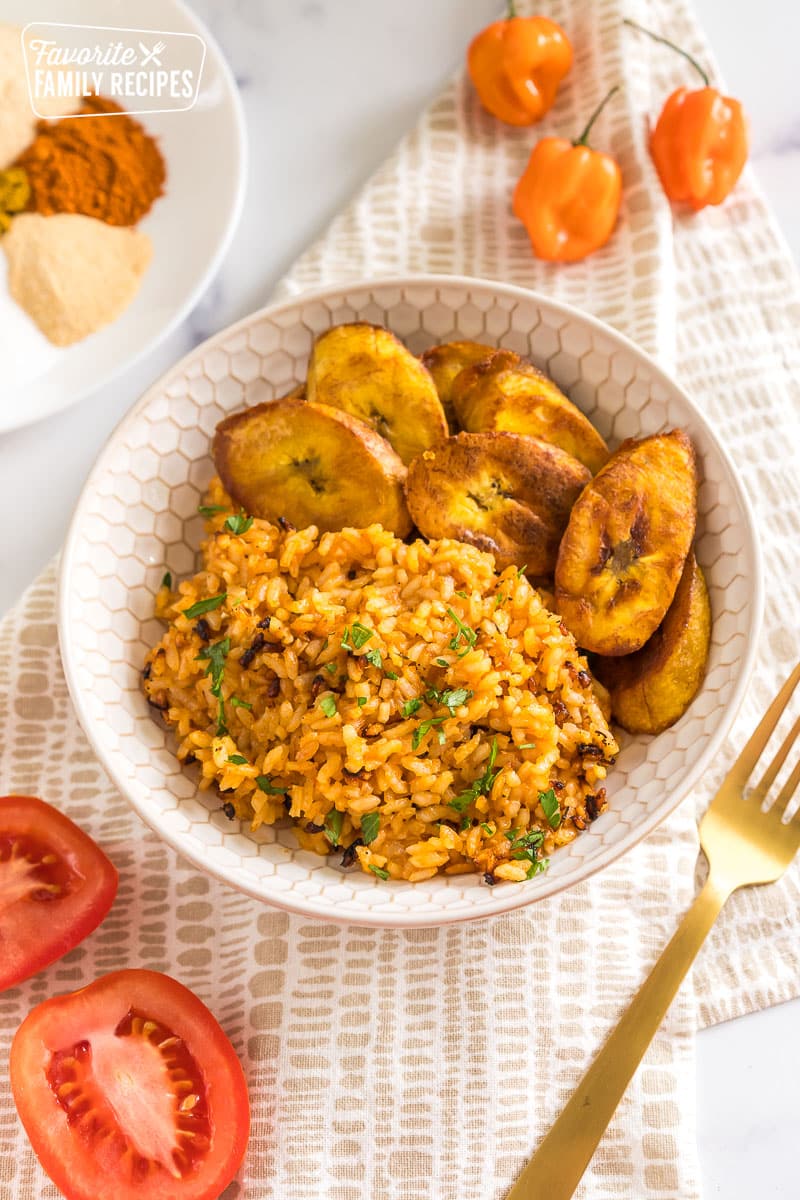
top-left (138, 39), bottom-right (166, 67)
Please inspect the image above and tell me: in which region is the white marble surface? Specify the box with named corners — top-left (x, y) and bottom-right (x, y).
top-left (1, 0), bottom-right (798, 1195)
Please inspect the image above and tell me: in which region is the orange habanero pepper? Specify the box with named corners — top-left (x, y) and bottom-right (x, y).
top-left (513, 86), bottom-right (622, 263)
top-left (467, 2), bottom-right (572, 127)
top-left (625, 19), bottom-right (748, 210)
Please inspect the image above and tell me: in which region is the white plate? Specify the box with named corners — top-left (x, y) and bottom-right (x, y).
top-left (58, 276), bottom-right (763, 927)
top-left (0, 0), bottom-right (246, 433)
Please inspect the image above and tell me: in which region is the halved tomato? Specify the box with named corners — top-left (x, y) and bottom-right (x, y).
top-left (0, 795), bottom-right (118, 990)
top-left (10, 969), bottom-right (250, 1200)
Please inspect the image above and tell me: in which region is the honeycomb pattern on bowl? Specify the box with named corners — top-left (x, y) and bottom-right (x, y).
top-left (58, 277), bottom-right (761, 927)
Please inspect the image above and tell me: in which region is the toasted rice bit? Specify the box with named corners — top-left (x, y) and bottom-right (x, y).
top-left (143, 477), bottom-right (618, 883)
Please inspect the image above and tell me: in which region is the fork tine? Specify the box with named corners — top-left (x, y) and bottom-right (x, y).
top-left (772, 756), bottom-right (800, 822)
top-left (722, 662), bottom-right (800, 793)
top-left (750, 713), bottom-right (800, 805)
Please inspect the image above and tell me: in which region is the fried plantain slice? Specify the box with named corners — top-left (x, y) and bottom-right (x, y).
top-left (594, 551), bottom-right (711, 734)
top-left (213, 397), bottom-right (412, 535)
top-left (306, 323), bottom-right (447, 464)
top-left (419, 340), bottom-right (495, 428)
top-left (555, 430), bottom-right (697, 656)
top-left (405, 430), bottom-right (591, 574)
top-left (451, 349), bottom-right (610, 474)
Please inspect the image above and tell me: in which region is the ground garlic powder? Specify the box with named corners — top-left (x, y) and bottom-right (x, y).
top-left (3, 212), bottom-right (152, 346)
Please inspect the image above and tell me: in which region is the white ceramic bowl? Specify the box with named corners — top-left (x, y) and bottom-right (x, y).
top-left (58, 276), bottom-right (762, 927)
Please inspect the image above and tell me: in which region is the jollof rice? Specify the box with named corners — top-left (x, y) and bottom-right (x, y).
top-left (143, 479), bottom-right (618, 883)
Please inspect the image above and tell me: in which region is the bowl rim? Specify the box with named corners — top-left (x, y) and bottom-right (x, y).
top-left (58, 273), bottom-right (764, 927)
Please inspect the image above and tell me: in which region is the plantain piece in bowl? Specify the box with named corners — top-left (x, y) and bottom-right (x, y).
top-left (555, 430), bottom-right (697, 657)
top-left (405, 430), bottom-right (591, 574)
top-left (306, 323), bottom-right (447, 464)
top-left (419, 340), bottom-right (495, 428)
top-left (594, 551), bottom-right (711, 734)
top-left (214, 397), bottom-right (412, 536)
top-left (451, 349), bottom-right (609, 474)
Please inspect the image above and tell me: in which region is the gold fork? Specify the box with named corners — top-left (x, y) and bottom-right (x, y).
top-left (507, 661), bottom-right (800, 1200)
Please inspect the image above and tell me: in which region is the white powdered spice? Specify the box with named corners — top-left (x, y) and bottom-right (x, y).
top-left (0, 25), bottom-right (80, 168)
top-left (3, 212), bottom-right (152, 346)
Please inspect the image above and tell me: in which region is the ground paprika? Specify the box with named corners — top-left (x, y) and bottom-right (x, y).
top-left (14, 95), bottom-right (166, 226)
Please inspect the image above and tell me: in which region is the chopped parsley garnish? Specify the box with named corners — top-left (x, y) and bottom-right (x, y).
top-left (349, 621), bottom-right (374, 649)
top-left (402, 698), bottom-right (422, 719)
top-left (369, 864), bottom-right (389, 880)
top-left (341, 623), bottom-right (382, 666)
top-left (227, 754), bottom-right (248, 765)
top-left (505, 827), bottom-right (548, 878)
top-left (161, 571), bottom-right (172, 589)
top-left (460, 815), bottom-right (472, 831)
top-left (324, 662), bottom-right (338, 675)
top-left (519, 742), bottom-right (537, 750)
top-left (184, 593), bottom-right (226, 619)
top-left (224, 511), bottom-right (254, 535)
top-left (447, 608), bottom-right (478, 656)
top-left (517, 564), bottom-right (528, 578)
top-left (449, 737), bottom-right (500, 812)
top-left (319, 694), bottom-right (337, 717)
top-left (256, 775), bottom-right (286, 795)
top-left (385, 670), bottom-right (399, 680)
top-left (480, 823), bottom-right (494, 836)
top-left (231, 696), bottom-right (252, 710)
top-left (360, 812), bottom-right (380, 844)
top-left (411, 716), bottom-right (447, 751)
top-left (198, 504), bottom-right (227, 517)
top-left (539, 787), bottom-right (562, 829)
top-left (455, 590), bottom-right (468, 599)
top-left (357, 696), bottom-right (367, 707)
top-left (434, 658), bottom-right (449, 668)
top-left (324, 809), bottom-right (343, 847)
top-left (440, 687), bottom-right (472, 714)
top-left (494, 592), bottom-right (506, 609)
top-left (196, 637), bottom-right (230, 697)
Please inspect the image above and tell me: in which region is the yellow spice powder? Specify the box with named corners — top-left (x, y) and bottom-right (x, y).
top-left (3, 212), bottom-right (152, 346)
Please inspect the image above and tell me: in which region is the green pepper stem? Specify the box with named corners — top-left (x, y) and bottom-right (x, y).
top-left (507, 0), bottom-right (518, 17)
top-left (623, 18), bottom-right (709, 87)
top-left (573, 85), bottom-right (621, 147)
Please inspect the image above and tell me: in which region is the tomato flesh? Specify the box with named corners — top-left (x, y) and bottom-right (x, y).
top-left (11, 969), bottom-right (250, 1200)
top-left (48, 1010), bottom-right (212, 1180)
top-left (0, 796), bottom-right (118, 990)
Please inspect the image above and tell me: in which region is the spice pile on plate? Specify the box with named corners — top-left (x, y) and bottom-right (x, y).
top-left (0, 25), bottom-right (166, 346)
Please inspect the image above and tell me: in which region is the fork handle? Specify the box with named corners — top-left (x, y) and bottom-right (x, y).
top-left (505, 875), bottom-right (733, 1200)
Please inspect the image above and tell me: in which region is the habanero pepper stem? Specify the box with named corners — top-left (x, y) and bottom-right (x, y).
top-left (573, 84), bottom-right (621, 147)
top-left (622, 19), bottom-right (709, 87)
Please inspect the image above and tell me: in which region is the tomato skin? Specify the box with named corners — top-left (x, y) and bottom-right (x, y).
top-left (0, 795), bottom-right (118, 990)
top-left (10, 969), bottom-right (250, 1200)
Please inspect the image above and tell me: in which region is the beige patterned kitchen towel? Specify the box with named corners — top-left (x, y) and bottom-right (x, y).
top-left (0, 4), bottom-right (798, 1200)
